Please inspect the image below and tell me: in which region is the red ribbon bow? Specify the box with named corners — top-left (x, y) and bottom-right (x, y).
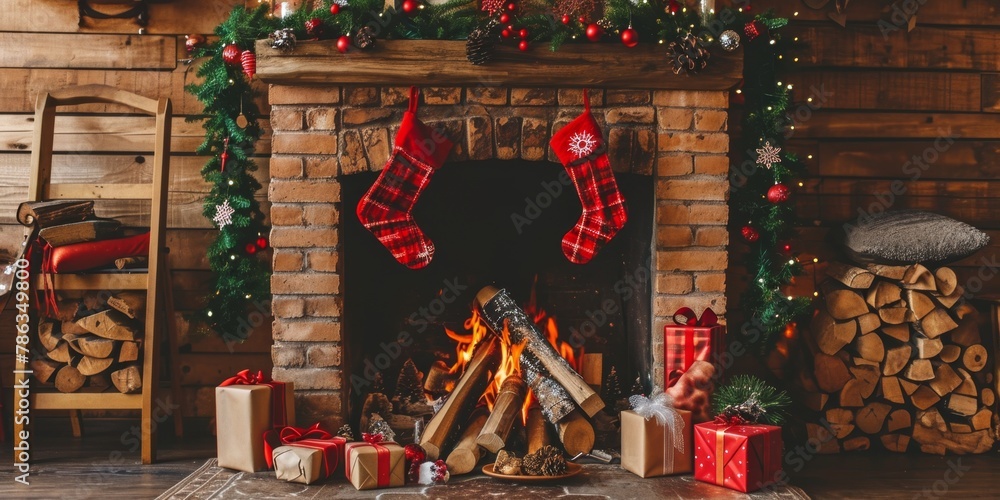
top-left (362, 432), bottom-right (384, 444)
top-left (264, 423), bottom-right (343, 476)
top-left (279, 422), bottom-right (332, 443)
top-left (219, 368), bottom-right (271, 386)
top-left (673, 307), bottom-right (719, 327)
top-left (713, 414), bottom-right (749, 426)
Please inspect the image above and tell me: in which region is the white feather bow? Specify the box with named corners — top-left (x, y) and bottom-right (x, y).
top-left (629, 389), bottom-right (685, 453)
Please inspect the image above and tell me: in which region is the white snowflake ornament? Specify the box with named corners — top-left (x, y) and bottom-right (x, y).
top-left (213, 199), bottom-right (236, 228)
top-left (567, 130), bottom-right (598, 159)
top-left (755, 141), bottom-right (782, 169)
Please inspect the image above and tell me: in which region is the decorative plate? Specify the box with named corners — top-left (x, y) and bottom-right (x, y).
top-left (481, 462), bottom-right (583, 482)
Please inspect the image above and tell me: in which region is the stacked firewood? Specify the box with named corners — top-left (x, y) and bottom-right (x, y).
top-left (31, 291), bottom-right (145, 394)
top-left (801, 262), bottom-right (997, 454)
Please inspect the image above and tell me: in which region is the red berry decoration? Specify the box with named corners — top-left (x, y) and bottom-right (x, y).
top-left (767, 183), bottom-right (791, 204)
top-left (500, 13), bottom-right (510, 24)
top-left (585, 23), bottom-right (602, 42)
top-left (501, 28), bottom-right (511, 38)
top-left (519, 28), bottom-right (529, 39)
top-left (337, 35), bottom-right (351, 53)
top-left (330, 2), bottom-right (341, 14)
top-left (404, 443), bottom-right (426, 467)
top-left (621, 27), bottom-right (638, 47)
top-left (518, 39), bottom-right (529, 51)
top-left (402, 0), bottom-right (418, 15)
top-left (221, 44), bottom-right (241, 65)
top-left (741, 225), bottom-right (760, 243)
top-left (561, 14), bottom-right (571, 24)
top-left (305, 18), bottom-right (324, 38)
top-left (668, 0), bottom-right (680, 14)
top-left (245, 243), bottom-right (258, 255)
top-left (506, 2), bottom-right (517, 12)
top-left (781, 242), bottom-right (793, 254)
top-left (256, 237), bottom-right (269, 249)
top-left (578, 15), bottom-right (587, 24)
top-left (744, 20), bottom-right (765, 42)
top-left (185, 34), bottom-right (206, 53)
top-left (240, 50), bottom-right (256, 80)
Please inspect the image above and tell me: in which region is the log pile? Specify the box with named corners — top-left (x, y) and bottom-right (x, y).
top-left (32, 291), bottom-right (145, 394)
top-left (801, 262), bottom-right (997, 454)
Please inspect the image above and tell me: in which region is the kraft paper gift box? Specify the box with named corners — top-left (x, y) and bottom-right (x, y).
top-left (345, 440), bottom-right (406, 490)
top-left (215, 370), bottom-right (295, 472)
top-left (620, 408), bottom-right (693, 477)
top-left (265, 423), bottom-right (346, 484)
top-left (693, 421), bottom-right (783, 493)
top-left (664, 307), bottom-right (726, 388)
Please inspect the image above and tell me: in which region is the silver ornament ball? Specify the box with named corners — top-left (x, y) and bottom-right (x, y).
top-left (719, 29), bottom-right (741, 51)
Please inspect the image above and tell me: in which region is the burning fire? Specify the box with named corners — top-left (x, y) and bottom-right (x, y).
top-left (443, 284), bottom-right (582, 413)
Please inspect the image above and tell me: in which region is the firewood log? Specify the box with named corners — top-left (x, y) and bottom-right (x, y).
top-left (982, 388), bottom-right (995, 407)
top-left (477, 287), bottom-right (604, 417)
top-left (904, 359), bottom-right (934, 382)
top-left (905, 290), bottom-right (935, 320)
top-left (918, 309), bottom-right (958, 338)
top-left (814, 353), bottom-right (852, 393)
top-left (886, 409), bottom-right (912, 432)
top-left (31, 359), bottom-right (61, 384)
top-left (115, 256), bottom-right (148, 270)
top-left (61, 320), bottom-right (90, 335)
top-left (933, 286), bottom-right (964, 309)
top-left (971, 408), bottom-right (993, 431)
top-left (803, 392), bottom-right (829, 412)
top-left (880, 324), bottom-right (910, 342)
top-left (902, 264), bottom-right (936, 291)
top-left (962, 344), bottom-right (988, 372)
top-left (955, 369), bottom-right (977, 397)
top-left (899, 378), bottom-right (919, 396)
top-left (75, 356), bottom-right (113, 376)
top-left (912, 420), bottom-right (994, 454)
top-left (524, 405), bottom-right (551, 454)
top-left (882, 345), bottom-right (911, 377)
top-left (107, 291), bottom-right (146, 319)
top-left (866, 264), bottom-right (908, 280)
top-left (424, 360), bottom-right (458, 397)
top-left (77, 310), bottom-right (140, 341)
top-left (914, 336), bottom-right (943, 359)
top-left (16, 200), bottom-right (94, 228)
top-left (66, 334), bottom-right (116, 358)
top-left (866, 282), bottom-right (901, 309)
top-left (38, 320), bottom-right (63, 351)
top-left (88, 373), bottom-right (111, 388)
top-left (111, 364), bottom-right (142, 394)
top-left (950, 316), bottom-right (981, 347)
top-left (47, 342), bottom-right (74, 363)
top-left (826, 290), bottom-right (869, 320)
top-left (118, 340), bottom-right (141, 363)
top-left (857, 313), bottom-right (881, 335)
top-left (444, 407), bottom-right (489, 476)
top-left (55, 365), bottom-right (86, 393)
top-left (939, 345), bottom-right (961, 363)
top-left (947, 395), bottom-right (979, 416)
top-left (879, 306), bottom-right (912, 325)
top-left (911, 386), bottom-right (941, 410)
top-left (839, 380), bottom-right (865, 407)
top-left (843, 436), bottom-right (870, 451)
top-left (918, 408), bottom-right (948, 431)
top-left (929, 364), bottom-right (962, 396)
top-left (520, 351), bottom-right (577, 423)
top-left (881, 376), bottom-right (904, 404)
top-left (476, 375), bottom-right (527, 453)
top-left (950, 423), bottom-right (973, 434)
top-left (934, 267), bottom-right (958, 296)
top-left (849, 364), bottom-right (879, 399)
top-left (880, 434), bottom-right (910, 453)
top-left (420, 338), bottom-right (501, 461)
top-left (806, 423), bottom-right (840, 453)
top-left (856, 402), bottom-right (891, 434)
top-left (556, 409), bottom-right (595, 456)
top-left (826, 262), bottom-right (875, 289)
top-left (855, 333), bottom-right (885, 362)
top-left (813, 310), bottom-right (856, 355)
top-left (825, 408), bottom-right (854, 439)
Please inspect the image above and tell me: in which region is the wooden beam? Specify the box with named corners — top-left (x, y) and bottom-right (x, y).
top-left (0, 0), bottom-right (246, 35)
top-left (791, 111), bottom-right (1000, 139)
top-left (789, 140), bottom-right (1000, 180)
top-left (0, 33), bottom-right (176, 70)
top-left (788, 71), bottom-right (980, 112)
top-left (750, 0), bottom-right (1000, 26)
top-left (256, 39), bottom-right (744, 90)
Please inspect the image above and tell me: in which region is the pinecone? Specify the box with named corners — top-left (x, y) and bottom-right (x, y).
top-left (521, 452), bottom-right (544, 476)
top-left (667, 32), bottom-right (711, 75)
top-left (466, 23), bottom-right (498, 65)
top-left (304, 18), bottom-right (324, 38)
top-left (354, 26), bottom-right (376, 50)
top-left (337, 423), bottom-right (355, 441)
top-left (540, 454), bottom-right (568, 476)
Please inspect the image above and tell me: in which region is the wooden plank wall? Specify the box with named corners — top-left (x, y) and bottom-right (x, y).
top-left (0, 0), bottom-right (272, 418)
top-left (729, 1), bottom-right (1000, 311)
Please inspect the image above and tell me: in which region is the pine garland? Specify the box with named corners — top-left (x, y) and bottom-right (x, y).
top-left (188, 2), bottom-right (807, 345)
top-left (713, 375), bottom-right (791, 425)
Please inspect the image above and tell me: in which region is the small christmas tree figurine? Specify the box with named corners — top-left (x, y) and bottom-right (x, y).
top-left (395, 358), bottom-right (425, 405)
top-left (630, 376), bottom-right (645, 398)
top-left (602, 365), bottom-right (624, 413)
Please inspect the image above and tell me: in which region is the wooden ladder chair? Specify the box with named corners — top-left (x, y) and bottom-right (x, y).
top-left (13, 84), bottom-right (171, 464)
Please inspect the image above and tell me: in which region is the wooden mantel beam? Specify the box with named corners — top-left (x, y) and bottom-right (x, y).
top-left (255, 39), bottom-right (743, 90)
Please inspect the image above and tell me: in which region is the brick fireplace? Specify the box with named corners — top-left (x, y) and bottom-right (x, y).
top-left (257, 40), bottom-right (741, 429)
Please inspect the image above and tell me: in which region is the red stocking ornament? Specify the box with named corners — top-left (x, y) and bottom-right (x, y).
top-left (356, 87), bottom-right (453, 269)
top-left (550, 89), bottom-right (628, 264)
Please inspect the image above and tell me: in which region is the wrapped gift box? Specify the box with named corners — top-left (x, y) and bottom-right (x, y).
top-left (621, 408), bottom-right (693, 477)
top-left (664, 307), bottom-right (726, 388)
top-left (345, 440), bottom-right (405, 490)
top-left (693, 422), bottom-right (783, 493)
top-left (215, 371), bottom-right (295, 472)
top-left (272, 441), bottom-right (343, 485)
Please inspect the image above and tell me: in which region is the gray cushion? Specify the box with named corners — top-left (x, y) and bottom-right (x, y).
top-left (842, 210), bottom-right (989, 265)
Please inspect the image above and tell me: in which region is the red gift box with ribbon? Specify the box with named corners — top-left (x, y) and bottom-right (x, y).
top-left (265, 423), bottom-right (346, 484)
top-left (345, 433), bottom-right (406, 490)
top-left (664, 307), bottom-right (725, 388)
top-left (693, 420), bottom-right (783, 493)
top-left (215, 369), bottom-right (295, 472)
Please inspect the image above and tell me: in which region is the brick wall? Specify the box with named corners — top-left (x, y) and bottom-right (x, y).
top-left (267, 85), bottom-right (729, 429)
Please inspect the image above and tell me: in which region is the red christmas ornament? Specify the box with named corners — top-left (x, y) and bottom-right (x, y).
top-left (501, 28), bottom-right (511, 38)
top-left (221, 44), bottom-right (241, 65)
top-left (781, 242), bottom-right (793, 254)
top-left (304, 17), bottom-right (324, 38)
top-left (185, 34), bottom-right (206, 53)
top-left (578, 15), bottom-right (587, 24)
top-left (256, 237), bottom-right (269, 249)
top-left (767, 183), bottom-right (791, 204)
top-left (744, 20), bottom-right (765, 42)
top-left (330, 2), bottom-right (341, 14)
top-left (219, 137), bottom-right (230, 172)
top-left (668, 0), bottom-right (680, 14)
top-left (561, 14), bottom-right (571, 24)
top-left (240, 50), bottom-right (256, 80)
top-left (506, 2), bottom-right (517, 12)
top-left (402, 0), bottom-right (418, 14)
top-left (585, 23), bottom-right (602, 42)
top-left (519, 28), bottom-right (529, 39)
top-left (404, 443), bottom-right (426, 467)
top-left (245, 243), bottom-right (258, 255)
top-left (499, 13), bottom-right (510, 24)
top-left (741, 225), bottom-right (759, 243)
top-left (518, 39), bottom-right (529, 51)
top-left (337, 36), bottom-right (351, 53)
top-left (621, 27), bottom-right (638, 47)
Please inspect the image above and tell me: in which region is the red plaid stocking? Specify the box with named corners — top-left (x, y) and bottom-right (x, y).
top-left (356, 87), bottom-right (453, 269)
top-left (550, 89), bottom-right (628, 264)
